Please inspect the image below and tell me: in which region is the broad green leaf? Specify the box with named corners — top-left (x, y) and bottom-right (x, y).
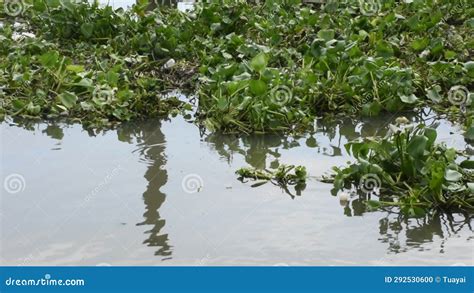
top-left (26, 102), bottom-right (41, 115)
top-left (317, 29), bottom-right (335, 41)
top-left (444, 50), bottom-right (456, 60)
top-left (58, 92), bottom-right (78, 109)
top-left (460, 160), bottom-right (474, 169)
top-left (411, 37), bottom-right (429, 51)
top-left (39, 51), bottom-right (59, 68)
top-left (406, 135), bottom-right (428, 158)
top-left (80, 23), bottom-right (94, 38)
top-left (445, 169), bottom-right (462, 182)
top-left (400, 94), bottom-right (418, 104)
top-left (375, 41), bottom-right (394, 58)
top-left (249, 80), bottom-right (267, 96)
top-left (250, 53), bottom-right (268, 73)
top-left (465, 127), bottom-right (474, 141)
top-left (66, 65), bottom-right (85, 73)
top-left (426, 86), bottom-right (442, 103)
top-left (424, 128), bottom-right (437, 148)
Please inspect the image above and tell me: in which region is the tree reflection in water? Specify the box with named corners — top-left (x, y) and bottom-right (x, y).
top-left (6, 110), bottom-right (473, 260)
top-left (118, 119), bottom-right (172, 260)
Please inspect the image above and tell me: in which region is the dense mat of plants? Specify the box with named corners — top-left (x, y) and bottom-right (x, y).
top-left (0, 0), bottom-right (473, 131)
top-left (330, 123), bottom-right (474, 215)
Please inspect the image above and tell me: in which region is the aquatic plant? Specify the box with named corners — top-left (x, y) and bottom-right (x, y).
top-left (0, 0), bottom-right (194, 127)
top-left (236, 164), bottom-right (307, 197)
top-left (0, 0), bottom-right (472, 131)
top-left (330, 123), bottom-right (474, 216)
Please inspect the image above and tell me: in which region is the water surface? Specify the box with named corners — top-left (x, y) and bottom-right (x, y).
top-left (1, 111), bottom-right (473, 266)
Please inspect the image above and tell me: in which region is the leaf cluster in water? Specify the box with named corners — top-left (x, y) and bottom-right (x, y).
top-left (0, 0), bottom-right (473, 131)
top-left (331, 123), bottom-right (474, 216)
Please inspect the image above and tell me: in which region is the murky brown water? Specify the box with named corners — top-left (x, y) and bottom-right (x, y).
top-left (1, 109), bottom-right (473, 266)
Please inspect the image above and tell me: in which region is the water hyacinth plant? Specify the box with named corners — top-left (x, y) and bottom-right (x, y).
top-left (236, 164), bottom-right (307, 197)
top-left (1, 0), bottom-right (473, 131)
top-left (330, 123), bottom-right (474, 216)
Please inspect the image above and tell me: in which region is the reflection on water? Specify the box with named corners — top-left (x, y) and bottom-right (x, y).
top-left (120, 121), bottom-right (172, 259)
top-left (378, 212), bottom-right (473, 254)
top-left (1, 111), bottom-right (473, 265)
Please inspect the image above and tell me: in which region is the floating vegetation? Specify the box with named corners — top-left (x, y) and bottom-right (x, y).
top-left (236, 164), bottom-right (307, 197)
top-left (1, 0), bottom-right (473, 213)
top-left (330, 123), bottom-right (474, 216)
top-left (1, 0), bottom-right (473, 131)
top-left (0, 0), bottom-right (195, 128)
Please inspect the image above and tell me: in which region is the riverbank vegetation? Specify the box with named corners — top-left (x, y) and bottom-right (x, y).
top-left (330, 124), bottom-right (474, 215)
top-left (1, 0), bottom-right (472, 131)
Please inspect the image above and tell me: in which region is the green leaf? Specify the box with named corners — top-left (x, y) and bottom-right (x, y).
top-left (424, 128), bottom-right (437, 148)
top-left (429, 161), bottom-right (445, 192)
top-left (80, 23), bottom-right (94, 38)
top-left (317, 29), bottom-right (335, 41)
top-left (445, 169), bottom-right (462, 182)
top-left (58, 91), bottom-right (78, 109)
top-left (26, 102), bottom-right (41, 115)
top-left (375, 41), bottom-right (394, 58)
top-left (444, 50), bottom-right (456, 60)
top-left (406, 135), bottom-right (428, 158)
top-left (400, 94), bottom-right (418, 104)
top-left (74, 78), bottom-right (93, 88)
top-left (249, 80), bottom-right (267, 96)
top-left (66, 65), bottom-right (85, 73)
top-left (460, 160), bottom-right (474, 169)
top-left (464, 61), bottom-right (474, 78)
top-left (411, 37), bottom-right (429, 51)
top-left (465, 127), bottom-right (474, 141)
top-left (426, 86), bottom-right (442, 103)
top-left (361, 101), bottom-right (382, 117)
top-left (250, 52), bottom-right (268, 73)
top-left (39, 51), bottom-right (59, 68)
top-left (467, 183), bottom-right (474, 193)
